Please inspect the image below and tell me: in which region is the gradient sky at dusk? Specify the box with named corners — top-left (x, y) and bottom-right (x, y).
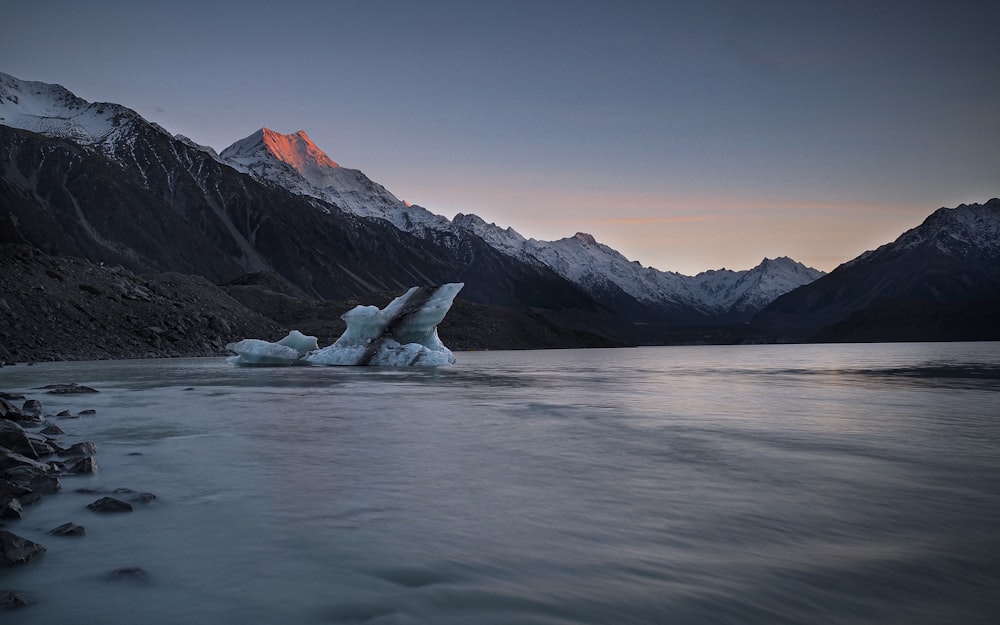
top-left (3, 0), bottom-right (998, 275)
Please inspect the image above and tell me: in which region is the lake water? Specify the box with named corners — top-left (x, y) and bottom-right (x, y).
top-left (1, 343), bottom-right (999, 624)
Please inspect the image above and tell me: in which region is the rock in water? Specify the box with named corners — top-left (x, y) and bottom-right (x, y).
top-left (68, 456), bottom-right (99, 474)
top-left (0, 530), bottom-right (46, 566)
top-left (48, 522), bottom-right (86, 537)
top-left (0, 496), bottom-right (23, 520)
top-left (0, 421), bottom-right (39, 458)
top-left (39, 383), bottom-right (99, 394)
top-left (0, 398), bottom-right (19, 419)
top-left (59, 441), bottom-right (98, 458)
top-left (108, 567), bottom-right (150, 583)
top-left (3, 466), bottom-right (60, 494)
top-left (86, 497), bottom-right (133, 513)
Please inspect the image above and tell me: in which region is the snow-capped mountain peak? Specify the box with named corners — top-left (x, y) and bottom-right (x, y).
top-left (223, 127), bottom-right (342, 187)
top-left (219, 128), bottom-right (456, 232)
top-left (840, 199), bottom-right (1000, 271)
top-left (0, 71), bottom-right (168, 153)
top-left (897, 200), bottom-right (1000, 256)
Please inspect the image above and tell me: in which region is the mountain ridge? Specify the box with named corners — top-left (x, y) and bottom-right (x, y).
top-left (217, 124), bottom-right (824, 322)
top-left (4, 70), bottom-right (996, 347)
top-left (752, 199), bottom-right (1000, 340)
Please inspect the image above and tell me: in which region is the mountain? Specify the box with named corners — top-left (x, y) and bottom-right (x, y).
top-left (753, 199), bottom-right (1000, 341)
top-left (509, 232), bottom-right (824, 323)
top-left (2, 71), bottom-right (994, 349)
top-left (0, 70), bottom-right (826, 348)
top-left (219, 127), bottom-right (450, 235)
top-left (0, 72), bottom-right (604, 317)
top-left (217, 126), bottom-right (824, 323)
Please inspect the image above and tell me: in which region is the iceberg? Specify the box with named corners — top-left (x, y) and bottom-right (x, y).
top-left (226, 283), bottom-right (464, 367)
top-left (224, 330), bottom-right (318, 366)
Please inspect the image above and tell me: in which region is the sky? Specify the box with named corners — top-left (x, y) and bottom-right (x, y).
top-left (3, 0), bottom-right (998, 275)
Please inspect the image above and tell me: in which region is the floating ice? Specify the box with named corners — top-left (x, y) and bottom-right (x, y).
top-left (226, 284), bottom-right (463, 367)
top-left (225, 330), bottom-right (318, 366)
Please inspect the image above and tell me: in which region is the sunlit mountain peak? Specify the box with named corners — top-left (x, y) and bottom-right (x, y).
top-left (259, 127), bottom-right (341, 171)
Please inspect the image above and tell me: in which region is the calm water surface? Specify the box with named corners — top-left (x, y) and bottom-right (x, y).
top-left (1, 343), bottom-right (998, 624)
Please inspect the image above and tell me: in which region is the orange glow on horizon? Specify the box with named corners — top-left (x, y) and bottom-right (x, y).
top-left (585, 215), bottom-right (725, 226)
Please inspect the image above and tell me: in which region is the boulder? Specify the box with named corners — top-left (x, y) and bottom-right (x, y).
top-left (0, 496), bottom-right (22, 520)
top-left (0, 479), bottom-right (32, 499)
top-left (48, 522), bottom-right (86, 537)
top-left (0, 421), bottom-right (38, 458)
top-left (26, 433), bottom-right (57, 457)
top-left (86, 497), bottom-right (132, 513)
top-left (3, 466), bottom-right (61, 494)
top-left (16, 492), bottom-right (40, 507)
top-left (0, 399), bottom-right (42, 427)
top-left (39, 383), bottom-right (99, 395)
top-left (0, 448), bottom-right (52, 472)
top-left (68, 457), bottom-right (98, 474)
top-left (4, 414), bottom-right (44, 427)
top-left (0, 398), bottom-right (19, 419)
top-left (59, 442), bottom-right (98, 458)
top-left (0, 530), bottom-right (46, 566)
top-left (40, 424), bottom-right (65, 436)
top-left (20, 400), bottom-right (42, 417)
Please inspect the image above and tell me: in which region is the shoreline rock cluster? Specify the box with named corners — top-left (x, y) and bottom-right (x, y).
top-left (0, 386), bottom-right (155, 610)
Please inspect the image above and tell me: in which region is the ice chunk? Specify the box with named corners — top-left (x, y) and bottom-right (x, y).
top-left (225, 339), bottom-right (308, 366)
top-left (225, 283), bottom-right (464, 367)
top-left (226, 329), bottom-right (320, 366)
top-left (277, 330), bottom-right (319, 354)
top-left (307, 283), bottom-right (464, 366)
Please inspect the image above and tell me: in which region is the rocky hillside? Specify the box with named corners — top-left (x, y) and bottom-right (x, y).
top-left (0, 246), bottom-right (616, 364)
top-left (0, 245), bottom-right (282, 362)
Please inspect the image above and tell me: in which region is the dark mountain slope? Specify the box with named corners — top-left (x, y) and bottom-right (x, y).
top-left (753, 199), bottom-right (1000, 341)
top-left (0, 124), bottom-right (602, 314)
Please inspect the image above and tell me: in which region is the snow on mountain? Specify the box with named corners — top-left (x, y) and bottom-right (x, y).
top-left (879, 200), bottom-right (1000, 259)
top-left (1, 72), bottom-right (823, 319)
top-left (698, 256), bottom-right (826, 314)
top-left (451, 212), bottom-right (529, 258)
top-left (517, 232), bottom-right (823, 317)
top-left (753, 199), bottom-right (1000, 339)
top-left (0, 72), bottom-right (160, 156)
top-left (0, 71), bottom-right (227, 166)
top-left (220, 128), bottom-right (450, 233)
top-left (218, 126), bottom-right (823, 318)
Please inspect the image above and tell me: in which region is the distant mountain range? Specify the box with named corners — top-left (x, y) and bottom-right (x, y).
top-left (217, 124), bottom-right (824, 324)
top-left (1, 70), bottom-right (997, 349)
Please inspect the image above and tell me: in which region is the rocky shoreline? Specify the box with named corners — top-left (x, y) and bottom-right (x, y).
top-left (0, 386), bottom-right (155, 610)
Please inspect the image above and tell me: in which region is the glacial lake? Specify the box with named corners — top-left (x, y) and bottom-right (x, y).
top-left (1, 343), bottom-right (999, 624)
